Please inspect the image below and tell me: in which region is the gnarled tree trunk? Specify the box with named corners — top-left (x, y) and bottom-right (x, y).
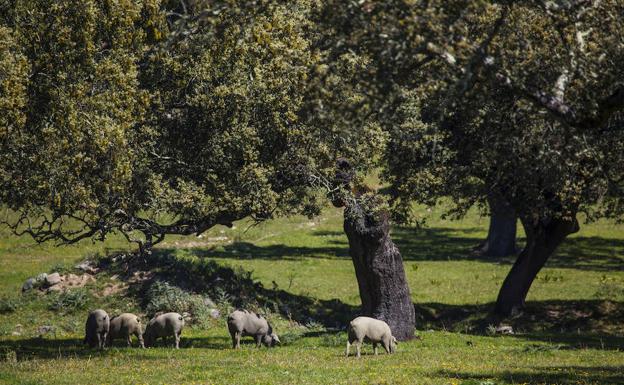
top-left (494, 215), bottom-right (579, 317)
top-left (343, 201), bottom-right (416, 340)
top-left (474, 194), bottom-right (518, 257)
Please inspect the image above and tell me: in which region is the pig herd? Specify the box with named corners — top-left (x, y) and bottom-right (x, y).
top-left (85, 308), bottom-right (398, 357)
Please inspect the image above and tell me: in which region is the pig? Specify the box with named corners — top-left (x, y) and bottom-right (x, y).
top-left (346, 316), bottom-right (397, 358)
top-left (227, 309), bottom-right (280, 349)
top-left (107, 313), bottom-right (144, 348)
top-left (143, 312), bottom-right (184, 349)
top-left (84, 309), bottom-right (110, 349)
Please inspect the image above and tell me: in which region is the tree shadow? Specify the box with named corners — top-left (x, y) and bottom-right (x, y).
top-left (434, 366), bottom-right (624, 385)
top-left (131, 251), bottom-right (623, 341)
top-left (555, 236), bottom-right (624, 271)
top-left (0, 337), bottom-right (112, 360)
top-left (0, 336), bottom-right (234, 360)
top-left (415, 299), bottom-right (624, 350)
top-left (179, 335), bottom-right (231, 349)
top-left (179, 241), bottom-right (349, 260)
top-left (391, 226), bottom-right (624, 271)
top-left (174, 226), bottom-right (624, 272)
top-left (129, 250), bottom-right (359, 329)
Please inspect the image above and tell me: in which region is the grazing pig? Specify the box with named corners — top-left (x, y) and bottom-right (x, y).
top-left (346, 316), bottom-right (397, 358)
top-left (144, 312), bottom-right (184, 349)
top-left (227, 309), bottom-right (280, 349)
top-left (84, 309), bottom-right (110, 349)
top-left (107, 313), bottom-right (144, 348)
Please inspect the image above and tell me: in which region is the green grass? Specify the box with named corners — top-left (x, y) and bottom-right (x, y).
top-left (1, 205), bottom-right (623, 384)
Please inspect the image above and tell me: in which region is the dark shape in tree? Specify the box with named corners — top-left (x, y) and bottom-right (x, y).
top-left (495, 215), bottom-right (579, 316)
top-left (332, 159), bottom-right (415, 340)
top-left (474, 194), bottom-right (518, 257)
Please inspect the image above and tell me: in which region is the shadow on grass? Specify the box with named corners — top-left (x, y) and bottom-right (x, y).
top-left (135, 251), bottom-right (623, 341)
top-left (5, 248), bottom-right (612, 361)
top-left (0, 336), bottom-right (233, 360)
top-left (0, 338), bottom-right (103, 360)
top-left (176, 241), bottom-right (349, 260)
top-left (391, 226), bottom-right (624, 271)
top-left (416, 299), bottom-right (624, 350)
top-left (435, 366), bottom-right (624, 385)
top-left (180, 335), bottom-right (231, 349)
top-left (170, 226), bottom-right (624, 271)
top-left (129, 250), bottom-right (359, 329)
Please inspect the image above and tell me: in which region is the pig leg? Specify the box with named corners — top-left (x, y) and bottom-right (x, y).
top-left (136, 331), bottom-right (145, 348)
top-left (230, 331), bottom-right (241, 349)
top-left (382, 338), bottom-right (391, 354)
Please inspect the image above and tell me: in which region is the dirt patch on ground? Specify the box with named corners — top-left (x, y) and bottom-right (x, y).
top-left (159, 236), bottom-right (230, 249)
top-left (96, 282), bottom-right (127, 297)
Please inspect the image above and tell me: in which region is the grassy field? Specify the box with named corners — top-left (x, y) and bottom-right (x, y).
top-left (0, 204), bottom-right (623, 384)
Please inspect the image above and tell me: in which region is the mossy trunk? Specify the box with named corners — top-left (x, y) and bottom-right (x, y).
top-left (475, 194), bottom-right (518, 257)
top-left (343, 202), bottom-right (416, 341)
top-left (494, 215), bottom-right (579, 316)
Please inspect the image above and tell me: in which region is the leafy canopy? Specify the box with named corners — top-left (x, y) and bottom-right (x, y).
top-left (0, 0), bottom-right (377, 249)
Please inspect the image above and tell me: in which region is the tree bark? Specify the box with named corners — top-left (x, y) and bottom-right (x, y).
top-left (474, 194), bottom-right (518, 257)
top-left (343, 201), bottom-right (416, 341)
top-left (494, 215), bottom-right (579, 317)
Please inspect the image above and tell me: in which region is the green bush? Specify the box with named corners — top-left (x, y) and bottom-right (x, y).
top-left (49, 262), bottom-right (73, 275)
top-left (145, 281), bottom-right (211, 326)
top-left (0, 296), bottom-right (19, 314)
top-left (48, 289), bottom-right (89, 313)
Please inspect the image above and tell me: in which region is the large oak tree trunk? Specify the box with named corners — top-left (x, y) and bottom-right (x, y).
top-left (494, 215), bottom-right (579, 317)
top-left (474, 194), bottom-right (518, 257)
top-left (343, 202), bottom-right (416, 341)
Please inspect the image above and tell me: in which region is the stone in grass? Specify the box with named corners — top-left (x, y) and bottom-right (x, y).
top-left (495, 325), bottom-right (514, 334)
top-left (45, 272), bottom-right (62, 287)
top-left (35, 273), bottom-right (48, 283)
top-left (210, 309), bottom-right (220, 319)
top-left (75, 261), bottom-right (99, 275)
top-left (38, 325), bottom-right (56, 337)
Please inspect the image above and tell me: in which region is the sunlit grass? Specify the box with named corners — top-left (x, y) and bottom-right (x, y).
top-left (1, 204), bottom-right (623, 384)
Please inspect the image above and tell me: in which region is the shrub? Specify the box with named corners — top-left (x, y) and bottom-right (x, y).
top-left (48, 289), bottom-right (89, 313)
top-left (145, 281), bottom-right (210, 326)
top-left (0, 297), bottom-right (19, 314)
top-left (49, 262), bottom-right (73, 275)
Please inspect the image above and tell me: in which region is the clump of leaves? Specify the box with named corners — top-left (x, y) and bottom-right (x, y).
top-left (49, 262), bottom-right (73, 275)
top-left (277, 320), bottom-right (327, 345)
top-left (594, 282), bottom-right (624, 301)
top-left (278, 328), bottom-right (306, 345)
top-left (145, 281), bottom-right (210, 326)
top-left (537, 273), bottom-right (565, 283)
top-left (0, 296), bottom-right (19, 314)
top-left (48, 289), bottom-right (90, 313)
top-left (321, 331), bottom-right (346, 347)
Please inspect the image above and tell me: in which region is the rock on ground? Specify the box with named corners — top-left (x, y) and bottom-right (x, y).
top-left (45, 272), bottom-right (62, 287)
top-left (22, 278), bottom-right (36, 292)
top-left (75, 261), bottom-right (99, 274)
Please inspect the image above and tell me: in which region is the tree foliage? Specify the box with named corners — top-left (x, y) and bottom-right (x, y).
top-left (357, 0), bottom-right (624, 315)
top-left (380, 0), bottom-right (624, 227)
top-left (0, 0), bottom-right (379, 250)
